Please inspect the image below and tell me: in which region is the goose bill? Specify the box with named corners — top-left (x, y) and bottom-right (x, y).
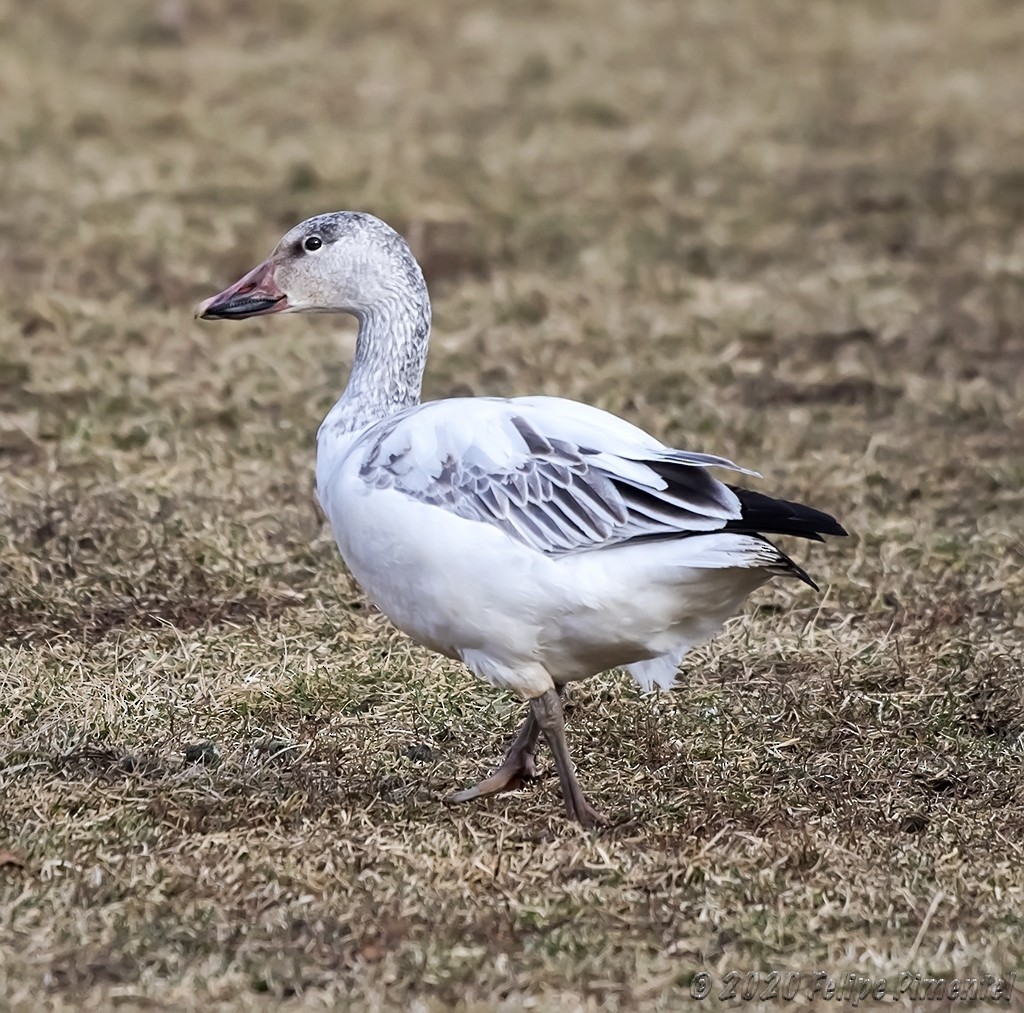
top-left (195, 259), bottom-right (287, 320)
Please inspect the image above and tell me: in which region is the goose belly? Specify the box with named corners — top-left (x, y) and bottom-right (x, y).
top-left (321, 474), bottom-right (773, 695)
top-left (324, 480), bottom-right (554, 664)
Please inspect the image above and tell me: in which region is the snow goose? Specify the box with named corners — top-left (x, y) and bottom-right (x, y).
top-left (196, 211), bottom-right (846, 827)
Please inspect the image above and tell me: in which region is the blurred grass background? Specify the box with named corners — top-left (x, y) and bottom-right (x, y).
top-left (1, 0), bottom-right (1022, 1009)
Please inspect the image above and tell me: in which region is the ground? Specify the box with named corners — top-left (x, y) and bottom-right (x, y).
top-left (1, 0), bottom-right (1023, 1009)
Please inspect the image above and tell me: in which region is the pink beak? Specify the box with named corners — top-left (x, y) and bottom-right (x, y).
top-left (194, 258), bottom-right (288, 320)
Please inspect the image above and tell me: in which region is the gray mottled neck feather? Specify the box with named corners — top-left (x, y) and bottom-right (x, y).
top-left (318, 257), bottom-right (431, 439)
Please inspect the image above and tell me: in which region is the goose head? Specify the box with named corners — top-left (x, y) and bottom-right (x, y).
top-left (195, 211), bottom-right (420, 321)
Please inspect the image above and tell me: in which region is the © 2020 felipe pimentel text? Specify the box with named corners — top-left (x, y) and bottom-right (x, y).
top-left (688, 969), bottom-right (1017, 1004)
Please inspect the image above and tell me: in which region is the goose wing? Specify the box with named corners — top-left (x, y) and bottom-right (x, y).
top-left (354, 396), bottom-right (802, 558)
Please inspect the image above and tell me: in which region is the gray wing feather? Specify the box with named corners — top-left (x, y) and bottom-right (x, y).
top-left (358, 412), bottom-right (744, 557)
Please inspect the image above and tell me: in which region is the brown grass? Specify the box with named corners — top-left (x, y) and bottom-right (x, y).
top-left (2, 0), bottom-right (1023, 1009)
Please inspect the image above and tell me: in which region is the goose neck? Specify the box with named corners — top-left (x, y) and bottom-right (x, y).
top-left (320, 287), bottom-right (431, 439)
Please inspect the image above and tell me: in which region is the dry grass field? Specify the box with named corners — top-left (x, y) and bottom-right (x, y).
top-left (2, 0), bottom-right (1023, 1009)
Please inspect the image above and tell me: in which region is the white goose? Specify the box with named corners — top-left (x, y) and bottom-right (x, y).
top-left (197, 211), bottom-right (845, 827)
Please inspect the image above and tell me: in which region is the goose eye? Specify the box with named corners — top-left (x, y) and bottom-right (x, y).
top-left (303, 236), bottom-right (323, 252)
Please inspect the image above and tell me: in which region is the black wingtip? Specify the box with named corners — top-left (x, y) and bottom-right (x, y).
top-left (768, 540), bottom-right (820, 590)
top-left (726, 486), bottom-right (848, 542)
top-left (797, 568), bottom-right (820, 592)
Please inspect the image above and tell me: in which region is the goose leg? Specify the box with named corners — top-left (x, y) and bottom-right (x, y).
top-left (447, 685), bottom-right (569, 804)
top-left (446, 708), bottom-right (542, 803)
top-left (530, 687), bottom-right (606, 828)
